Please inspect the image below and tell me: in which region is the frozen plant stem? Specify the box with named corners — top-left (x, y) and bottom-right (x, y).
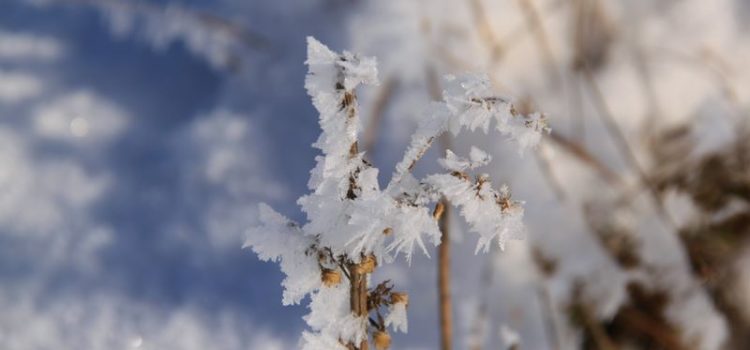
top-left (435, 201), bottom-right (452, 350)
top-left (347, 256), bottom-right (374, 350)
top-left (244, 37), bottom-right (548, 350)
top-left (428, 65), bottom-right (454, 350)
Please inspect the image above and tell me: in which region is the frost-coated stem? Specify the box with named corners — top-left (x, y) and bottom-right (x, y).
top-left (429, 67), bottom-right (454, 350)
top-left (339, 55), bottom-right (371, 350)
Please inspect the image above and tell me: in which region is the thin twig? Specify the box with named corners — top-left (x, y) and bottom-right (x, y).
top-left (427, 64), bottom-right (455, 350)
top-left (434, 201), bottom-right (453, 350)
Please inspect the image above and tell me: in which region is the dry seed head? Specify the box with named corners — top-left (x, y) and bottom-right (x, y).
top-left (373, 331), bottom-right (391, 350)
top-left (391, 292), bottom-right (409, 306)
top-left (358, 255), bottom-right (377, 274)
top-left (432, 201), bottom-right (445, 220)
top-left (321, 269), bottom-right (342, 287)
top-left (450, 171), bottom-right (470, 181)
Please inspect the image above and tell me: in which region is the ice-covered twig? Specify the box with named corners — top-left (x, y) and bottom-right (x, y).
top-left (388, 74), bottom-right (549, 189)
top-left (244, 38), bottom-right (545, 350)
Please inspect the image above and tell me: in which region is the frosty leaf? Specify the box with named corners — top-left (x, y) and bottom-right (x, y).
top-left (384, 203), bottom-right (441, 264)
top-left (304, 283), bottom-right (368, 345)
top-left (438, 150), bottom-right (470, 172)
top-left (438, 147), bottom-right (492, 172)
top-left (424, 174), bottom-right (525, 253)
top-left (443, 73), bottom-right (498, 134)
top-left (495, 111), bottom-right (550, 155)
top-left (390, 73), bottom-right (549, 189)
top-left (243, 203), bottom-right (321, 305)
top-left (384, 302), bottom-right (408, 333)
top-left (336, 53), bottom-right (378, 91)
top-left (469, 146), bottom-right (491, 166)
top-left (443, 74), bottom-right (549, 153)
top-left (390, 104), bottom-right (451, 186)
top-left (304, 37), bottom-right (377, 192)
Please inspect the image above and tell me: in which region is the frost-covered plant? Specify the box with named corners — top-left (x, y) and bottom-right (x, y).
top-left (244, 37), bottom-right (547, 350)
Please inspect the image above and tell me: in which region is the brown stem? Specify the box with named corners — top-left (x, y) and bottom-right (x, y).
top-left (437, 218), bottom-right (452, 350)
top-left (348, 260), bottom-right (370, 350)
top-left (430, 62), bottom-right (453, 348)
top-left (337, 55), bottom-right (371, 350)
top-left (434, 202), bottom-right (452, 350)
top-left (426, 56), bottom-right (455, 349)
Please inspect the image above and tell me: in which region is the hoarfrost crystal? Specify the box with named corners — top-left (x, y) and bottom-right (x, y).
top-left (244, 37), bottom-right (545, 348)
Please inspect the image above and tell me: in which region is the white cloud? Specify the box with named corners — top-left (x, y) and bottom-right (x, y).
top-left (32, 91), bottom-right (129, 144)
top-left (0, 71), bottom-right (43, 103)
top-left (0, 128), bottom-right (110, 236)
top-left (0, 287), bottom-right (289, 350)
top-left (0, 30), bottom-right (64, 61)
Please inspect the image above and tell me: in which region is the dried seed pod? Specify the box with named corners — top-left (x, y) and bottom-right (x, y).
top-left (360, 255), bottom-right (377, 274)
top-left (432, 201), bottom-right (446, 220)
top-left (391, 292), bottom-right (409, 306)
top-left (321, 269), bottom-right (341, 287)
top-left (373, 330), bottom-right (391, 350)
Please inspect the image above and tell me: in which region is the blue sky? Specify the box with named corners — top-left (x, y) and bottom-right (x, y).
top-left (0, 1), bottom-right (350, 348)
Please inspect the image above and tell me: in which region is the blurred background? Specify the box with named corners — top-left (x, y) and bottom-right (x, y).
top-left (1, 0), bottom-right (748, 349)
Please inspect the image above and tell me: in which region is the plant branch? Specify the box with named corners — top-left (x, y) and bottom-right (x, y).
top-left (434, 201), bottom-right (453, 350)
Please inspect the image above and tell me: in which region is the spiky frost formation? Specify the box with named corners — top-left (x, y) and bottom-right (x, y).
top-left (244, 37), bottom-right (545, 349)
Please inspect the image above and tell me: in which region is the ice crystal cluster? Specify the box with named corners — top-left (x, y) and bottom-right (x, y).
top-left (244, 37), bottom-right (547, 349)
